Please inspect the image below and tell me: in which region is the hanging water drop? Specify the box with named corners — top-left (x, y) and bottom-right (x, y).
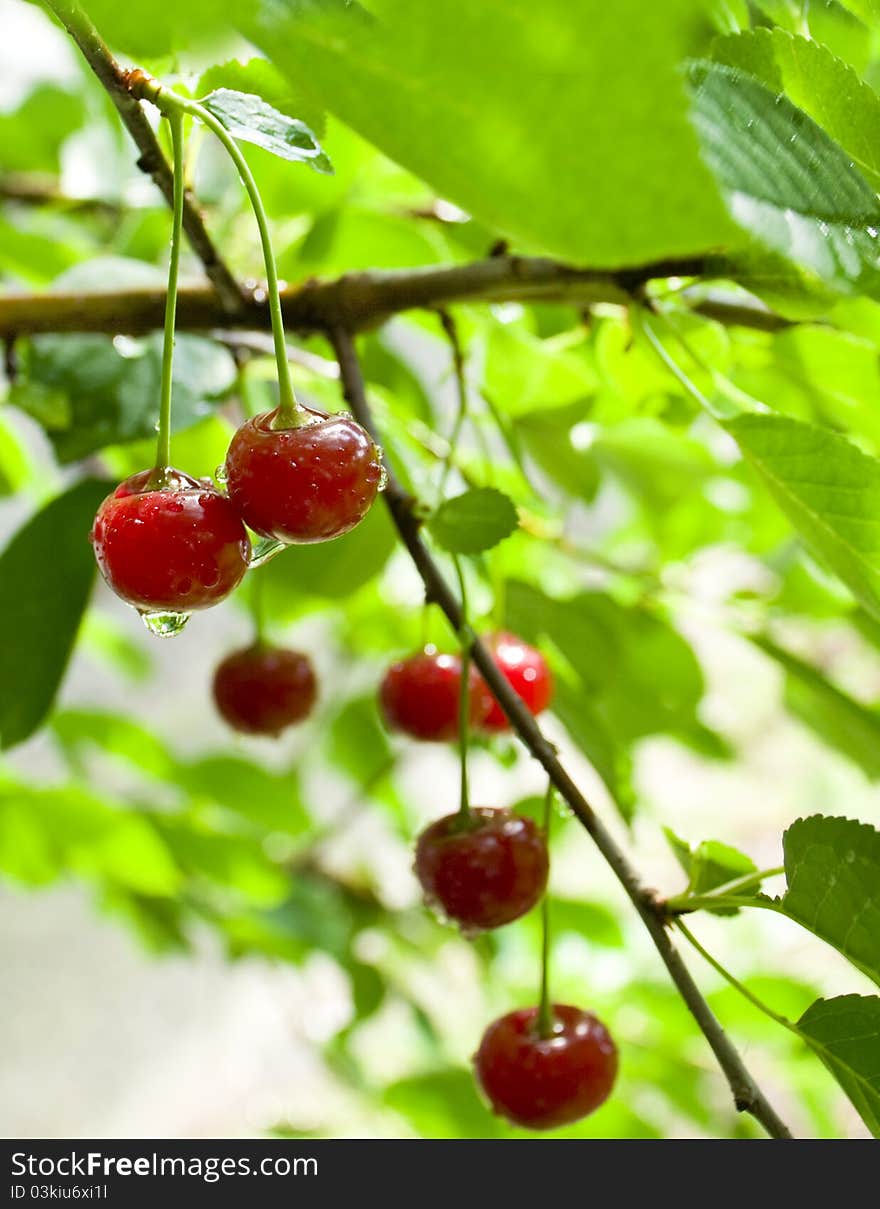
top-left (139, 609), bottom-right (191, 637)
top-left (250, 536), bottom-right (287, 567)
top-left (377, 465), bottom-right (389, 493)
top-left (215, 463), bottom-right (229, 485)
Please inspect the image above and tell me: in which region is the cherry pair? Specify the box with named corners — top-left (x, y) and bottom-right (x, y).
top-left (380, 633), bottom-right (553, 741)
top-left (90, 405), bottom-right (382, 616)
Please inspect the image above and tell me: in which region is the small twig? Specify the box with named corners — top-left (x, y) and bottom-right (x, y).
top-left (329, 324), bottom-right (793, 1141)
top-left (41, 0), bottom-right (243, 312)
top-left (0, 171), bottom-right (120, 217)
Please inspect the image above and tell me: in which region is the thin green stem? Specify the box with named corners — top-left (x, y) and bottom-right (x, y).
top-left (665, 865), bottom-right (785, 913)
top-left (251, 569), bottom-right (266, 647)
top-left (437, 310), bottom-right (468, 500)
top-left (149, 108), bottom-right (184, 483)
top-left (537, 779), bottom-right (555, 1038)
top-left (633, 306), bottom-right (715, 413)
top-left (675, 919), bottom-right (795, 1032)
top-left (144, 83), bottom-right (299, 424)
top-left (452, 554), bottom-right (472, 824)
top-left (667, 893), bottom-right (786, 917)
top-left (640, 304), bottom-right (766, 419)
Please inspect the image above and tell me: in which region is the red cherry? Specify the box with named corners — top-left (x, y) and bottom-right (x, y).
top-left (379, 650), bottom-right (494, 741)
top-left (224, 406), bottom-right (383, 543)
top-left (213, 644), bottom-right (317, 736)
top-left (414, 807), bottom-right (548, 931)
top-left (480, 632), bottom-right (554, 732)
top-left (474, 1005), bottom-right (618, 1130)
top-left (90, 469), bottom-right (250, 612)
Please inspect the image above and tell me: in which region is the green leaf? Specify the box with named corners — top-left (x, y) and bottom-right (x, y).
top-left (14, 331), bottom-right (236, 463)
top-left (385, 1069), bottom-right (507, 1138)
top-left (244, 0), bottom-right (733, 264)
top-left (0, 479), bottom-right (108, 749)
top-left (53, 710), bottom-right (177, 782)
top-left (504, 580), bottom-right (716, 820)
top-left (780, 815), bottom-right (880, 986)
top-left (200, 89), bottom-right (332, 174)
top-left (179, 756), bottom-right (309, 836)
top-left (0, 782), bottom-right (180, 895)
top-left (712, 29), bottom-right (880, 192)
top-left (262, 502), bottom-right (396, 619)
top-left (667, 830), bottom-right (758, 894)
top-left (755, 637), bottom-right (880, 779)
top-left (0, 415), bottom-right (31, 496)
top-left (665, 828), bottom-right (759, 914)
top-left (328, 696), bottom-right (394, 786)
top-left (727, 412), bottom-right (880, 622)
top-left (0, 84), bottom-right (86, 174)
top-left (688, 59), bottom-right (880, 295)
top-left (154, 816), bottom-right (290, 906)
top-left (483, 323), bottom-right (597, 418)
top-left (797, 996), bottom-right (880, 1137)
top-left (551, 681), bottom-right (636, 822)
top-left (429, 487), bottom-right (518, 554)
top-left (197, 57), bottom-right (325, 137)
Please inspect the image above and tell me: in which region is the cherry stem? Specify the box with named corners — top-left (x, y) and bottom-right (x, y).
top-left (437, 310), bottom-right (467, 500)
top-left (251, 569), bottom-right (266, 647)
top-left (537, 779), bottom-right (555, 1039)
top-left (150, 108), bottom-right (184, 486)
top-left (141, 81), bottom-right (300, 426)
top-left (452, 554), bottom-right (472, 825)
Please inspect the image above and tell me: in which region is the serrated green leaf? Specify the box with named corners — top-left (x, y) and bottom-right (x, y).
top-left (688, 59), bottom-right (880, 295)
top-left (0, 480), bottom-right (108, 749)
top-left (200, 89), bottom-right (332, 174)
top-left (243, 0), bottom-right (733, 264)
top-left (712, 29), bottom-right (880, 192)
top-left (197, 57), bottom-right (325, 138)
top-left (797, 995), bottom-right (880, 1137)
top-left (727, 412), bottom-right (880, 622)
top-left (780, 815), bottom-right (880, 986)
top-left (666, 829), bottom-right (758, 897)
top-left (15, 330), bottom-right (236, 463)
top-left (429, 487), bottom-right (519, 554)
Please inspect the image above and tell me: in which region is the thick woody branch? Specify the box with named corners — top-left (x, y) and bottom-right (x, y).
top-left (42, 0), bottom-right (243, 312)
top-left (0, 256), bottom-right (789, 338)
top-left (330, 325), bottom-right (793, 1142)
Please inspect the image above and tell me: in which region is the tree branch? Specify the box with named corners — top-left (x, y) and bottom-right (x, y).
top-left (329, 324), bottom-right (794, 1141)
top-left (0, 255), bottom-right (789, 338)
top-left (42, 0), bottom-right (243, 312)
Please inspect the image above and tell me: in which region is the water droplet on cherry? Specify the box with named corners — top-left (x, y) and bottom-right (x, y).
top-left (249, 536), bottom-right (286, 567)
top-left (139, 609), bottom-right (191, 637)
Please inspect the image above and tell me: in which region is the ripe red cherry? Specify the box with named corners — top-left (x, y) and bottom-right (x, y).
top-left (480, 632), bottom-right (554, 732)
top-left (213, 644), bottom-right (317, 736)
top-left (414, 807), bottom-right (548, 931)
top-left (379, 650), bottom-right (494, 741)
top-left (224, 405), bottom-right (383, 543)
top-left (474, 1005), bottom-right (618, 1130)
top-left (90, 469), bottom-right (250, 612)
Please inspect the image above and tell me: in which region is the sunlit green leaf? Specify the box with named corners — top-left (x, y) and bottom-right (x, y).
top-left (0, 479), bottom-right (108, 749)
top-left (797, 995), bottom-right (880, 1137)
top-left (780, 815), bottom-right (880, 985)
top-left (429, 487), bottom-right (518, 554)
